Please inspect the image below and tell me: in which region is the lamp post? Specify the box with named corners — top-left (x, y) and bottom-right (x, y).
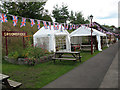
top-left (89, 15), bottom-right (93, 54)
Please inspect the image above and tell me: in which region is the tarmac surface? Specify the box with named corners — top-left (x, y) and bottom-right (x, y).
top-left (43, 42), bottom-right (119, 88)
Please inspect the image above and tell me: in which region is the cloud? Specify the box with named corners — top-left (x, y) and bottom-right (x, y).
top-left (95, 18), bottom-right (118, 26)
top-left (96, 12), bottom-right (118, 19)
top-left (44, 0), bottom-right (119, 27)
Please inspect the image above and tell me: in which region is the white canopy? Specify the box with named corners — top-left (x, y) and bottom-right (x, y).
top-left (70, 26), bottom-right (106, 51)
top-left (33, 25), bottom-right (71, 52)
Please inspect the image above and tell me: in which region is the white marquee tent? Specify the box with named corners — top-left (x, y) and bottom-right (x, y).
top-left (33, 25), bottom-right (71, 52)
top-left (70, 26), bottom-right (107, 51)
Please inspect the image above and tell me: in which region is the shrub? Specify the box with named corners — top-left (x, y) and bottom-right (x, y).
top-left (8, 51), bottom-right (19, 59)
top-left (7, 41), bottom-right (50, 60)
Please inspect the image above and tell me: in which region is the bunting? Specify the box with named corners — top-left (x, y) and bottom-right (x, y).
top-left (73, 24), bottom-right (76, 29)
top-left (43, 21), bottom-right (48, 29)
top-left (66, 24), bottom-right (68, 30)
top-left (0, 13), bottom-right (1, 22)
top-left (53, 23), bottom-right (56, 30)
top-left (64, 23), bottom-right (66, 30)
top-left (57, 23), bottom-right (59, 30)
top-left (86, 24), bottom-right (89, 28)
top-left (76, 24), bottom-right (79, 29)
top-left (64, 24), bottom-right (69, 30)
top-left (37, 20), bottom-right (40, 30)
top-left (0, 13), bottom-right (7, 23)
top-left (48, 22), bottom-right (51, 30)
top-left (12, 16), bottom-right (18, 26)
top-left (0, 13), bottom-right (120, 37)
top-left (20, 18), bottom-right (26, 27)
top-left (69, 24), bottom-right (73, 30)
top-left (60, 24), bottom-right (63, 32)
top-left (53, 23), bottom-right (59, 30)
top-left (30, 19), bottom-right (35, 27)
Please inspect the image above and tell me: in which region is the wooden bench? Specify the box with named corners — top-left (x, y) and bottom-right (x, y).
top-left (52, 58), bottom-right (78, 63)
top-left (52, 51), bottom-right (82, 63)
top-left (1, 73), bottom-right (22, 90)
top-left (61, 55), bottom-right (82, 58)
top-left (8, 79), bottom-right (22, 89)
top-left (52, 58), bottom-right (77, 61)
top-left (2, 79), bottom-right (22, 89)
top-left (81, 45), bottom-right (95, 52)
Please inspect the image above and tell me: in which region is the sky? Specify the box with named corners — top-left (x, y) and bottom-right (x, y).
top-left (44, 0), bottom-right (119, 27)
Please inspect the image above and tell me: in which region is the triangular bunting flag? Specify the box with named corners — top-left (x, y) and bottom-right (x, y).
top-left (0, 13), bottom-right (7, 23)
top-left (20, 18), bottom-right (26, 27)
top-left (12, 15), bottom-right (18, 26)
top-left (30, 19), bottom-right (35, 27)
top-left (43, 21), bottom-right (48, 29)
top-left (37, 20), bottom-right (40, 30)
top-left (48, 22), bottom-right (51, 30)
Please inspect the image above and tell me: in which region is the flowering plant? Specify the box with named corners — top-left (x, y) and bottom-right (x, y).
top-left (24, 57), bottom-right (36, 66)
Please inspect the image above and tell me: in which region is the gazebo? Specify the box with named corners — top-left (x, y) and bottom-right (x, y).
top-left (70, 26), bottom-right (107, 51)
top-left (33, 25), bottom-right (71, 52)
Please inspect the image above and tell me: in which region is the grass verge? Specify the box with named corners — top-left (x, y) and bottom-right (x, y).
top-left (2, 48), bottom-right (107, 88)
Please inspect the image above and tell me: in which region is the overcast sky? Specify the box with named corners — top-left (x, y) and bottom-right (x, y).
top-left (44, 0), bottom-right (119, 27)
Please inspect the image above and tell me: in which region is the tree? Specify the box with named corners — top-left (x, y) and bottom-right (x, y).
top-left (0, 0), bottom-right (49, 20)
top-left (69, 11), bottom-right (89, 24)
top-left (69, 10), bottom-right (75, 23)
top-left (42, 15), bottom-right (52, 22)
top-left (52, 4), bottom-right (69, 23)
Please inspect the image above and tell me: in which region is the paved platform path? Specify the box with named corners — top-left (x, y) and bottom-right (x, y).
top-left (43, 42), bottom-right (119, 88)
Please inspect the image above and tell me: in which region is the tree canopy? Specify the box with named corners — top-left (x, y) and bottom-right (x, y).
top-left (0, 1), bottom-right (52, 22)
top-left (69, 11), bottom-right (89, 24)
top-left (52, 4), bottom-right (89, 24)
top-left (52, 4), bottom-right (69, 23)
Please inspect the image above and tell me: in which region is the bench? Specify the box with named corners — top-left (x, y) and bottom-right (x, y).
top-left (61, 55), bottom-right (82, 58)
top-left (1, 73), bottom-right (22, 90)
top-left (52, 51), bottom-right (82, 63)
top-left (52, 58), bottom-right (78, 63)
top-left (52, 58), bottom-right (77, 61)
top-left (81, 45), bottom-right (95, 52)
top-left (8, 79), bottom-right (22, 89)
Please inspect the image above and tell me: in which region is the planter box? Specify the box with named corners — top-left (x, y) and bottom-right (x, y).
top-left (4, 54), bottom-right (54, 65)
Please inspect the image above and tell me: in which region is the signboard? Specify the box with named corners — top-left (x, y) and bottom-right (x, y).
top-left (2, 31), bottom-right (27, 56)
top-left (2, 31), bottom-right (27, 37)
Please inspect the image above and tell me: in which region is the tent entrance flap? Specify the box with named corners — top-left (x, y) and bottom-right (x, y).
top-left (55, 35), bottom-right (66, 51)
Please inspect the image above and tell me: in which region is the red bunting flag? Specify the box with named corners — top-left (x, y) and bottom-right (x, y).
top-left (76, 24), bottom-right (79, 29)
top-left (12, 16), bottom-right (18, 26)
top-left (30, 19), bottom-right (35, 27)
top-left (66, 24), bottom-right (68, 30)
top-left (60, 24), bottom-right (63, 31)
top-left (43, 21), bottom-right (48, 29)
top-left (0, 13), bottom-right (8, 23)
top-left (64, 24), bottom-right (68, 30)
top-left (48, 22), bottom-right (51, 30)
top-left (37, 20), bottom-right (40, 30)
top-left (69, 24), bottom-right (73, 30)
top-left (20, 18), bottom-right (26, 27)
top-left (64, 23), bottom-right (66, 30)
top-left (53, 23), bottom-right (59, 30)
top-left (57, 23), bottom-right (59, 30)
top-left (73, 24), bottom-right (76, 29)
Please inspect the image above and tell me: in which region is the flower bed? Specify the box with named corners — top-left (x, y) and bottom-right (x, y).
top-left (5, 42), bottom-right (54, 66)
top-left (4, 54), bottom-right (54, 65)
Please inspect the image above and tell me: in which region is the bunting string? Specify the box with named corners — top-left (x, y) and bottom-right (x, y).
top-left (0, 13), bottom-right (119, 37)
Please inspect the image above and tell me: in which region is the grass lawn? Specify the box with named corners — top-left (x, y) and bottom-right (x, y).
top-left (2, 48), bottom-right (107, 88)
